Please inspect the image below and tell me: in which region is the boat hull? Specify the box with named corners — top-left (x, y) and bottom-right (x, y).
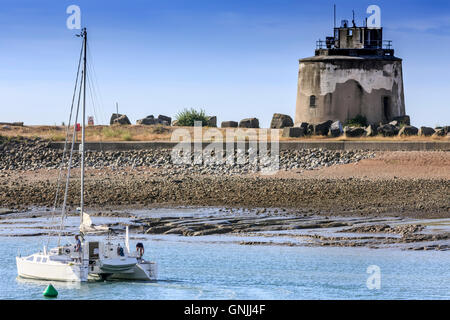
top-left (16, 257), bottom-right (88, 282)
top-left (108, 261), bottom-right (157, 281)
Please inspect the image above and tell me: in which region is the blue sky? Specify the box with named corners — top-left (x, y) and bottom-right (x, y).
top-left (1, 0), bottom-right (449, 127)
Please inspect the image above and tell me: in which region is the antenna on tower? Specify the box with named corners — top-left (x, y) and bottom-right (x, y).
top-left (352, 10), bottom-right (356, 27)
top-left (334, 4), bottom-right (336, 29)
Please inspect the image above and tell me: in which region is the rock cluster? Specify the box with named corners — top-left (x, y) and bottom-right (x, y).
top-left (136, 115), bottom-right (171, 126)
top-left (290, 120), bottom-right (449, 138)
top-left (110, 113), bottom-right (131, 125)
top-left (221, 121), bottom-right (238, 128)
top-left (206, 116), bottom-right (217, 127)
top-left (0, 137), bottom-right (374, 174)
top-left (270, 114), bottom-right (294, 129)
top-left (239, 118), bottom-right (260, 128)
top-left (282, 127), bottom-right (304, 138)
top-left (341, 224), bottom-right (425, 236)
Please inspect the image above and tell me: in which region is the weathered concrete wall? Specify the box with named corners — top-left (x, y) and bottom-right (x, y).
top-left (49, 141), bottom-right (450, 152)
top-left (295, 56), bottom-right (405, 125)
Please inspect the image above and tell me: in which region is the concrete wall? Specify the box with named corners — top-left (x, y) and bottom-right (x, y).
top-left (49, 141), bottom-right (450, 152)
top-left (295, 56), bottom-right (405, 125)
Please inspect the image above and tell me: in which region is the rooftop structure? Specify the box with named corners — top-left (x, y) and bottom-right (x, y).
top-left (294, 11), bottom-right (407, 125)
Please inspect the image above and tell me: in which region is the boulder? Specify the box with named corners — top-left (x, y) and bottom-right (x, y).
top-left (110, 113), bottom-right (122, 125)
top-left (433, 128), bottom-right (446, 137)
top-left (418, 126), bottom-right (435, 136)
top-left (239, 118), bottom-right (259, 128)
top-left (172, 120), bottom-right (180, 126)
top-left (297, 122), bottom-right (309, 134)
top-left (221, 121), bottom-right (238, 128)
top-left (111, 114), bottom-right (131, 125)
top-left (158, 115), bottom-right (172, 125)
top-left (344, 126), bottom-right (366, 137)
top-left (365, 124), bottom-right (377, 137)
top-left (329, 121), bottom-right (343, 137)
top-left (282, 127), bottom-right (304, 138)
top-left (392, 115), bottom-right (410, 126)
top-left (388, 120), bottom-right (398, 126)
top-left (377, 124), bottom-right (398, 136)
top-left (136, 115), bottom-right (157, 125)
top-left (206, 116), bottom-right (217, 127)
top-left (398, 125), bottom-right (418, 136)
top-left (312, 120), bottom-right (333, 136)
top-left (270, 113), bottom-right (294, 129)
top-left (0, 122), bottom-right (24, 127)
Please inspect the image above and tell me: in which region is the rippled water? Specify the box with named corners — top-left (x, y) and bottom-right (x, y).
top-left (1, 233), bottom-right (449, 299)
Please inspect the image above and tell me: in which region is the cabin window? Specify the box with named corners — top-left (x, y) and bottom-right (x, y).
top-left (36, 257), bottom-right (41, 263)
top-left (42, 258), bottom-right (47, 263)
top-left (26, 257), bottom-right (34, 261)
top-left (309, 95), bottom-right (316, 108)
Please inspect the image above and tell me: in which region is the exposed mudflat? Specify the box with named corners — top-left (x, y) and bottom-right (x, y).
top-left (0, 166), bottom-right (448, 218)
top-left (0, 137), bottom-right (449, 220)
top-left (0, 208), bottom-right (448, 251)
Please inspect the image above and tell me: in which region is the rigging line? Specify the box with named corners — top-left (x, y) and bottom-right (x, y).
top-left (86, 71), bottom-right (105, 154)
top-left (47, 42), bottom-right (84, 246)
top-left (52, 43), bottom-right (83, 209)
top-left (84, 48), bottom-right (104, 152)
top-left (57, 68), bottom-right (84, 247)
top-left (85, 48), bottom-right (106, 153)
top-left (86, 42), bottom-right (108, 125)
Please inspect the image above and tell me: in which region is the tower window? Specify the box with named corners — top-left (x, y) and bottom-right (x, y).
top-left (309, 95), bottom-right (316, 107)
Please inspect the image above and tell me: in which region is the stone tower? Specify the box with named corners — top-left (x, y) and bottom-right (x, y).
top-left (295, 19), bottom-right (406, 125)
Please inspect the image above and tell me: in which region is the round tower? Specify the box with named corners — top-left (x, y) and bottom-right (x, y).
top-left (295, 20), bottom-right (406, 125)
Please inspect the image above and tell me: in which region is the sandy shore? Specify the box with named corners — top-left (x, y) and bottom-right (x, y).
top-left (0, 151), bottom-right (448, 218)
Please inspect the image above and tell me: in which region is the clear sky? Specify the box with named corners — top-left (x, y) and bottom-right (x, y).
top-left (1, 0), bottom-right (449, 127)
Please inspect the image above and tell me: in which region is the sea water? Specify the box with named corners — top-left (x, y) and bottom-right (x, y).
top-left (1, 233), bottom-right (449, 300)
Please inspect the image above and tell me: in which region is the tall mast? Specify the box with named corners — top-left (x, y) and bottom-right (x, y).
top-left (80, 28), bottom-right (87, 225)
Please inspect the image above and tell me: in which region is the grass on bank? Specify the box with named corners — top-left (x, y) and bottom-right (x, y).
top-left (0, 125), bottom-right (447, 142)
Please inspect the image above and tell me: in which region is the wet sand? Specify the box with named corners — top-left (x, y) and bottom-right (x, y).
top-left (1, 151), bottom-right (449, 219)
top-left (1, 208), bottom-right (448, 251)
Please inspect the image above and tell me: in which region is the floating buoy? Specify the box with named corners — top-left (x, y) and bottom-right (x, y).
top-left (43, 284), bottom-right (58, 298)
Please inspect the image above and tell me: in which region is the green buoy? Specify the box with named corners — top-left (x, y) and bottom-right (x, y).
top-left (43, 284), bottom-right (58, 298)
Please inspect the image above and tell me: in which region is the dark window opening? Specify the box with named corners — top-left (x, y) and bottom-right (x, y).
top-left (309, 95), bottom-right (316, 108)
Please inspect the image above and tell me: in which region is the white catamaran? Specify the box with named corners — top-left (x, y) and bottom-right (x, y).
top-left (16, 28), bottom-right (157, 282)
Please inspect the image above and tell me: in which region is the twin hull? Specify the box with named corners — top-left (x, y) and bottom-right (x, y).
top-left (16, 257), bottom-right (88, 282)
top-left (16, 242), bottom-right (157, 282)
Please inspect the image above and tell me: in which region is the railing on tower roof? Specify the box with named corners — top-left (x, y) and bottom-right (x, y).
top-left (316, 39), bottom-right (393, 50)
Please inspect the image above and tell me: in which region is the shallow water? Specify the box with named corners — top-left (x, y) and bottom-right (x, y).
top-left (0, 235), bottom-right (448, 299)
top-left (0, 208), bottom-right (449, 300)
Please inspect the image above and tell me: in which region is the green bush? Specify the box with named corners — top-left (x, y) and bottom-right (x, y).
top-left (175, 108), bottom-right (208, 126)
top-left (345, 115), bottom-right (368, 127)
